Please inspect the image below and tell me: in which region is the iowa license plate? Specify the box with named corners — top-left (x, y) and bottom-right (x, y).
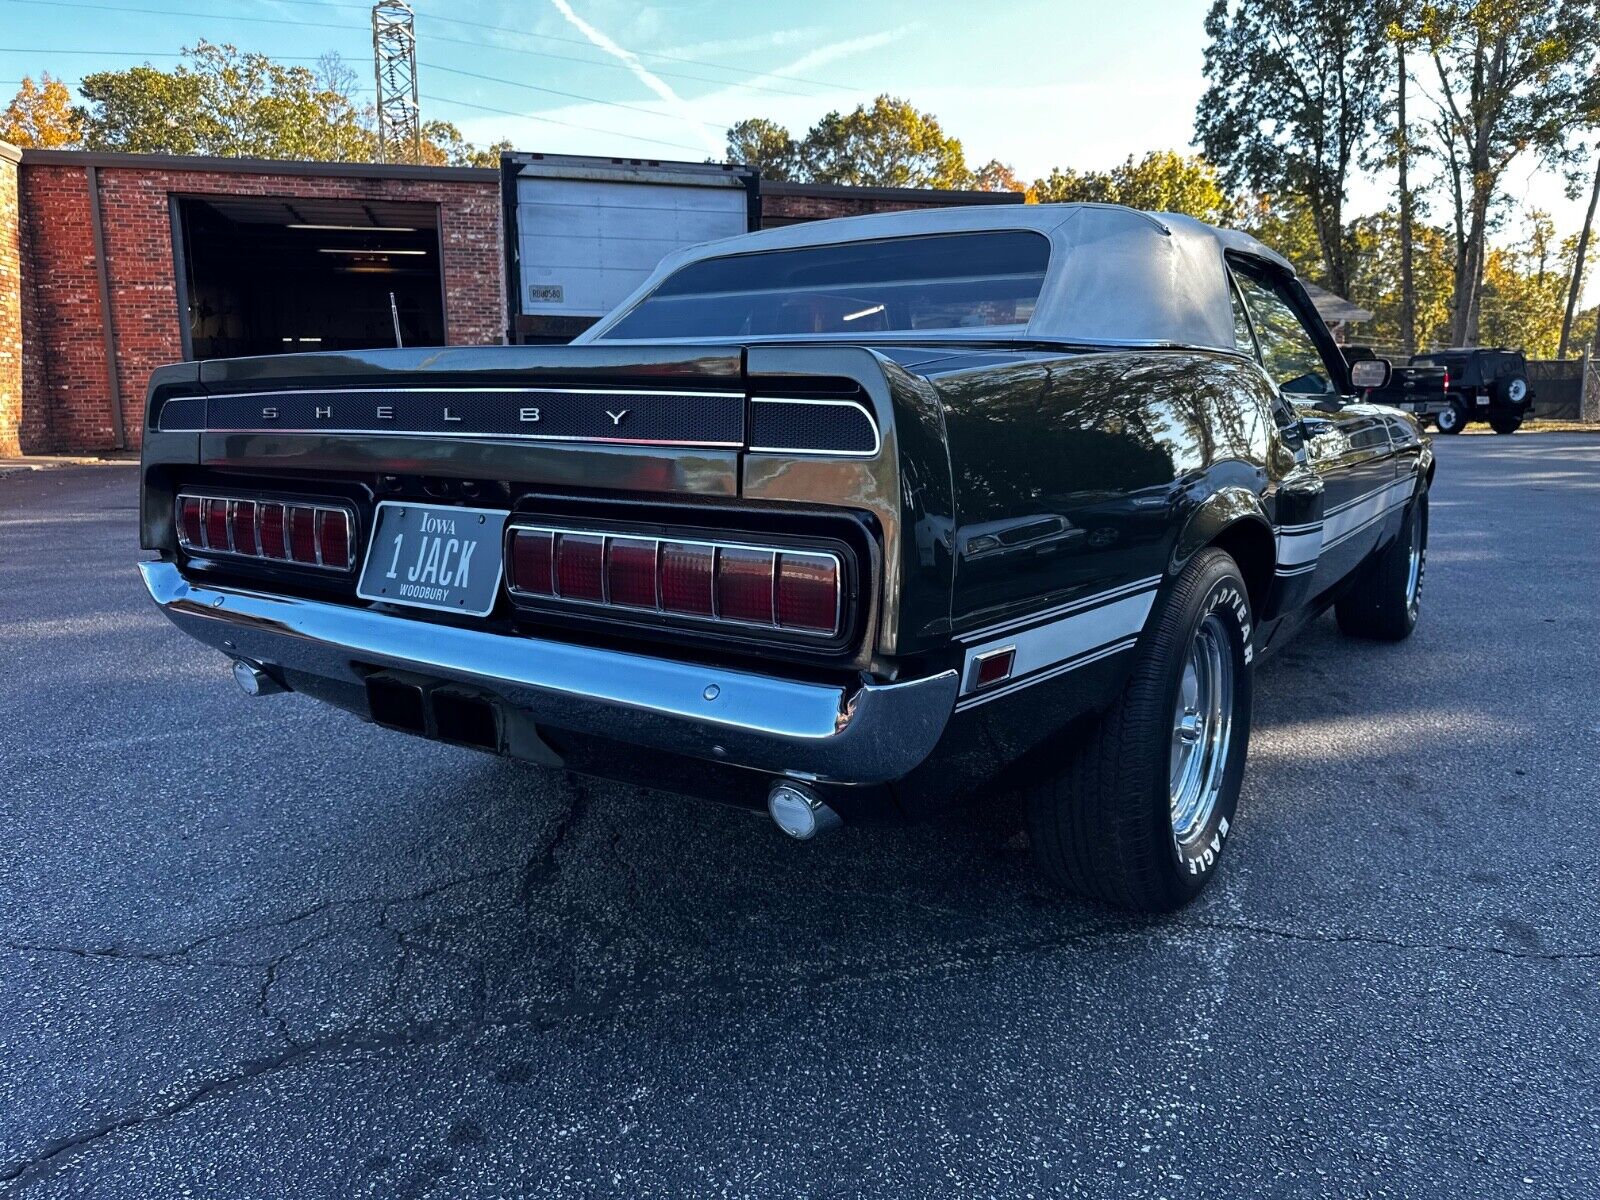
top-left (357, 502), bottom-right (508, 616)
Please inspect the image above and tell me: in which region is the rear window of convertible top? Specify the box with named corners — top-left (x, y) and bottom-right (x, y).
top-left (598, 230), bottom-right (1050, 340)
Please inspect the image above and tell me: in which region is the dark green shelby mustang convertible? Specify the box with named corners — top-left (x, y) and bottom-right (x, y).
top-left (139, 203), bottom-right (1433, 911)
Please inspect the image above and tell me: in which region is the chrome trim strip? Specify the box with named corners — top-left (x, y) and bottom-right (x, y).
top-left (139, 562), bottom-right (956, 785)
top-left (195, 428), bottom-right (745, 449)
top-left (748, 396), bottom-right (882, 458)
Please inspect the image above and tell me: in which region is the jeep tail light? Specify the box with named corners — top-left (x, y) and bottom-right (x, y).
top-left (175, 493), bottom-right (354, 572)
top-left (506, 524), bottom-right (845, 639)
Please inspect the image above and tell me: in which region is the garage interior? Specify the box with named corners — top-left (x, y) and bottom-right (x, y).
top-left (173, 196), bottom-right (445, 359)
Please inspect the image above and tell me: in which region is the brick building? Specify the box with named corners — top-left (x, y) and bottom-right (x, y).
top-left (0, 146), bottom-right (1019, 456)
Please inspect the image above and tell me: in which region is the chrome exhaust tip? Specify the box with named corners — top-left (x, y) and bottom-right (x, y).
top-left (231, 658), bottom-right (287, 697)
top-left (767, 780), bottom-right (842, 840)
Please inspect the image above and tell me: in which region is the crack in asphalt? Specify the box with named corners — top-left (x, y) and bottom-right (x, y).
top-left (5, 893), bottom-right (1595, 1190)
top-left (1183, 916), bottom-right (1600, 963)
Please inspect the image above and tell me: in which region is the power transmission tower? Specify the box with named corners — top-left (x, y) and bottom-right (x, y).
top-left (372, 1), bottom-right (421, 164)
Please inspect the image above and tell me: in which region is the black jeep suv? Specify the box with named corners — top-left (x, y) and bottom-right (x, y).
top-left (1408, 347), bottom-right (1534, 434)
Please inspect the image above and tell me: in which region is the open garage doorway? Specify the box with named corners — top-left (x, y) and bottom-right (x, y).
top-left (173, 196), bottom-right (445, 359)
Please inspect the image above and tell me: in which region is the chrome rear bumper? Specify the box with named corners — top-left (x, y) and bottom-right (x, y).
top-left (140, 561), bottom-right (956, 785)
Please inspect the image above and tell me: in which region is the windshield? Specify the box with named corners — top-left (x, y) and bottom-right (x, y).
top-left (598, 230), bottom-right (1050, 341)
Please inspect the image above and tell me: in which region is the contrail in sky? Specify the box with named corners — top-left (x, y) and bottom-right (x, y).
top-left (546, 0), bottom-right (725, 155)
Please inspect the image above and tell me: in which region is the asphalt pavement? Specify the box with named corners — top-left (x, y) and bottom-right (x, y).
top-left (1, 435), bottom-right (1596, 1198)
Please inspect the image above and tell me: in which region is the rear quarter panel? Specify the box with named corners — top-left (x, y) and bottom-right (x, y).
top-left (933, 348), bottom-right (1276, 636)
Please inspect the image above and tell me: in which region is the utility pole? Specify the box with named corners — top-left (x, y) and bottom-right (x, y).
top-left (1396, 38), bottom-right (1417, 360)
top-left (372, 1), bottom-right (421, 165)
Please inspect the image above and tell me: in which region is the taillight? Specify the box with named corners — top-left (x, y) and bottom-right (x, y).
top-left (179, 496), bottom-right (203, 547)
top-left (716, 548), bottom-right (775, 625)
top-left (507, 529), bottom-right (554, 595)
top-left (287, 506), bottom-right (318, 564)
top-left (203, 498), bottom-right (230, 551)
top-left (230, 501), bottom-right (258, 556)
top-left (660, 542), bottom-right (715, 616)
top-left (776, 553), bottom-right (840, 632)
top-left (1443, 370), bottom-right (1450, 392)
top-left (555, 534), bottom-right (605, 602)
top-left (259, 504), bottom-right (287, 559)
top-left (506, 525), bottom-right (846, 640)
top-left (605, 538), bottom-right (658, 609)
top-left (317, 510), bottom-right (349, 569)
top-left (175, 493), bottom-right (354, 572)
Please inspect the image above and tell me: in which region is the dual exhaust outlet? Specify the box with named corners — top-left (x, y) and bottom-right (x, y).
top-left (226, 657), bottom-right (844, 840)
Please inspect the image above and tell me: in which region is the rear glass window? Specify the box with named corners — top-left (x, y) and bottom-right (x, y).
top-left (599, 231), bottom-right (1049, 340)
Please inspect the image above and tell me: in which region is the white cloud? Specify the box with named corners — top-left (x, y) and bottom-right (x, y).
top-left (545, 0), bottom-right (725, 155)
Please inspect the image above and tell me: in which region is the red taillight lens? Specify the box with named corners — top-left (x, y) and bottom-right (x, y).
top-left (287, 506), bottom-right (318, 564)
top-left (203, 498), bottom-right (230, 551)
top-left (230, 501), bottom-right (258, 556)
top-left (556, 534), bottom-right (605, 602)
top-left (716, 548), bottom-right (775, 624)
top-left (776, 552), bottom-right (839, 633)
top-left (606, 538), bottom-right (658, 609)
top-left (317, 509), bottom-right (349, 569)
top-left (259, 503), bottom-right (287, 559)
top-left (178, 496), bottom-right (203, 547)
top-left (659, 541), bottom-right (715, 616)
top-left (508, 529), bottom-right (554, 595)
top-left (973, 647), bottom-right (1016, 690)
top-left (175, 493), bottom-right (352, 571)
top-left (507, 524), bottom-right (845, 642)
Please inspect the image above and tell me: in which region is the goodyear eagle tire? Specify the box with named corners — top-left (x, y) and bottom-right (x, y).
top-left (1026, 548), bottom-right (1253, 912)
top-left (1335, 488), bottom-right (1427, 641)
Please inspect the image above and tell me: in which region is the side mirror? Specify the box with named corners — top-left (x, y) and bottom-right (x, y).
top-left (1349, 357), bottom-right (1391, 391)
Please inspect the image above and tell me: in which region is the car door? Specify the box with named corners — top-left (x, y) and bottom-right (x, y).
top-left (1231, 261), bottom-right (1396, 589)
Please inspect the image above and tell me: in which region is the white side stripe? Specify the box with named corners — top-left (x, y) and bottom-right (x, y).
top-left (961, 588), bottom-right (1156, 698)
top-left (957, 638), bottom-right (1138, 711)
top-left (957, 575), bottom-right (1162, 644)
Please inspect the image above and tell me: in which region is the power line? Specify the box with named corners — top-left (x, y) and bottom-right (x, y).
top-left (0, 0), bottom-right (857, 99)
top-left (0, 44), bottom-right (732, 143)
top-left (421, 61), bottom-right (727, 131)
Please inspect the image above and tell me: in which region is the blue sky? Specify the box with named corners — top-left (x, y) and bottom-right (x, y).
top-left (1, 0), bottom-right (1591, 258)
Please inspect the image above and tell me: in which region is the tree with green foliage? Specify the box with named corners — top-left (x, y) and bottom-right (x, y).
top-left (725, 117), bottom-right (801, 181)
top-left (1197, 0), bottom-right (1392, 298)
top-left (725, 97), bottom-right (1000, 190)
top-left (75, 42), bottom-right (504, 166)
top-left (800, 96), bottom-right (971, 189)
top-left (1033, 151), bottom-right (1237, 224)
top-left (79, 42), bottom-right (369, 160)
top-left (2, 73), bottom-right (84, 148)
top-left (1414, 1), bottom-right (1600, 346)
top-left (1345, 210), bottom-right (1458, 350)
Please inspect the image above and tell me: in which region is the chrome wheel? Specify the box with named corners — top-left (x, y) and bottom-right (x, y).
top-left (1169, 613), bottom-right (1235, 850)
